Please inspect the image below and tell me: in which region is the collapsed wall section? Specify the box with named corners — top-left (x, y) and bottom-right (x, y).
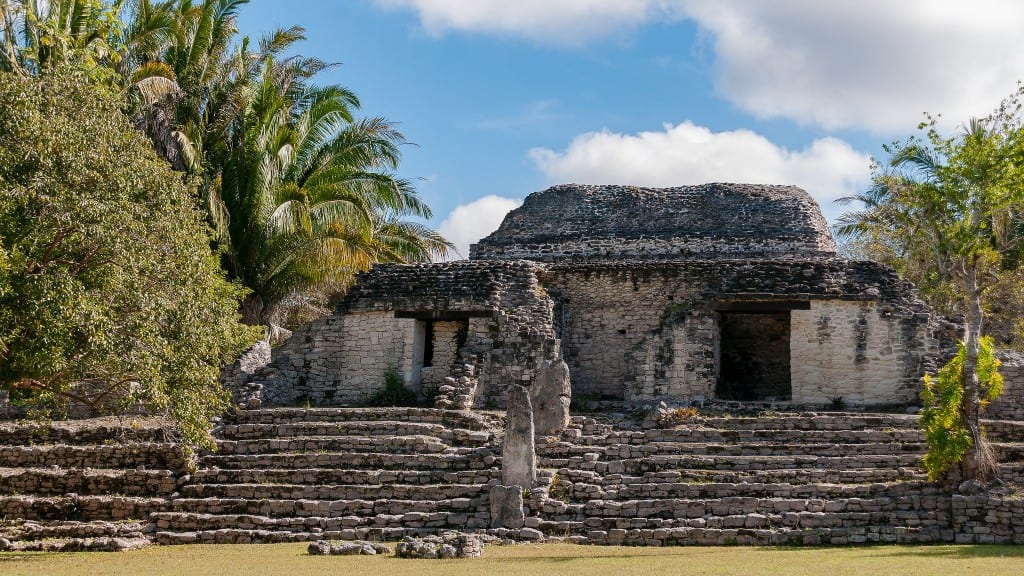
top-left (225, 260), bottom-right (561, 408)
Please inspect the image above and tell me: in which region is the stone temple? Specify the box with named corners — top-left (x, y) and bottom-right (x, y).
top-left (228, 182), bottom-right (963, 412)
top-left (5, 183), bottom-right (1024, 551)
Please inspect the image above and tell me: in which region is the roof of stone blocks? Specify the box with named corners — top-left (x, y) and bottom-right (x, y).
top-left (337, 260), bottom-right (546, 314)
top-left (470, 183), bottom-right (838, 262)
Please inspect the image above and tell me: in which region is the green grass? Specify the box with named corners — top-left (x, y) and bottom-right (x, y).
top-left (2, 542), bottom-right (1023, 576)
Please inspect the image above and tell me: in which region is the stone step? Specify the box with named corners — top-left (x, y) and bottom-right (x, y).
top-left (215, 421), bottom-right (491, 445)
top-left (213, 435), bottom-right (451, 456)
top-left (190, 467), bottom-right (501, 486)
top-left (0, 417), bottom-right (170, 446)
top-left (540, 453), bottom-right (923, 474)
top-left (228, 408), bottom-right (495, 431)
top-left (168, 496), bottom-right (486, 518)
top-left (687, 414), bottom-right (920, 431)
top-left (561, 428), bottom-right (925, 446)
top-left (178, 482), bottom-right (490, 501)
top-left (151, 510), bottom-right (487, 535)
top-left (0, 443), bottom-right (187, 470)
top-left (0, 495), bottom-right (167, 521)
top-left (555, 467), bottom-right (927, 487)
top-left (992, 442), bottom-right (1024, 461)
top-left (538, 441), bottom-right (926, 459)
top-left (544, 523), bottom-right (950, 546)
top-left (152, 525), bottom-right (443, 545)
top-left (982, 420), bottom-right (1024, 443)
top-left (0, 467), bottom-right (180, 496)
top-left (999, 461), bottom-right (1024, 484)
top-left (553, 479), bottom-right (940, 502)
top-left (0, 519), bottom-right (151, 542)
top-left (200, 449), bottom-right (498, 471)
top-left (541, 494), bottom-right (949, 520)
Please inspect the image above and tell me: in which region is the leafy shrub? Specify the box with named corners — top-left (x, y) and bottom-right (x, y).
top-left (0, 69), bottom-right (258, 450)
top-left (919, 336), bottom-right (1003, 480)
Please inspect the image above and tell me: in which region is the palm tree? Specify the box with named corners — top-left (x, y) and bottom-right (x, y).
top-left (0, 0), bottom-right (117, 75)
top-left (211, 51), bottom-right (452, 328)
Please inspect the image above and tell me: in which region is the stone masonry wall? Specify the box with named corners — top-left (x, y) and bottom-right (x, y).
top-left (227, 260), bottom-right (562, 408)
top-left (790, 300), bottom-right (934, 407)
top-left (988, 351), bottom-right (1024, 421)
top-left (420, 320), bottom-right (465, 392)
top-left (540, 259), bottom-right (952, 408)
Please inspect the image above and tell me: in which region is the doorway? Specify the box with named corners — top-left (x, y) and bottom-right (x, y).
top-left (716, 311), bottom-right (791, 401)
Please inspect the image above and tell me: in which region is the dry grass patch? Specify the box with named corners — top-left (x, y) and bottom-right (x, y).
top-left (2, 542), bottom-right (1023, 576)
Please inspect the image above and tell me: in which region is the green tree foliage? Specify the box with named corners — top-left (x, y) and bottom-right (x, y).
top-left (0, 69), bottom-right (258, 447)
top-left (4, 1), bottom-right (453, 332)
top-left (920, 337), bottom-right (1003, 480)
top-left (837, 92), bottom-right (1024, 481)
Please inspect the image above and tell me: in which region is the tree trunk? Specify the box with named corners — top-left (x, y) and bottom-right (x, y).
top-left (959, 269), bottom-right (998, 482)
top-left (240, 293), bottom-right (265, 327)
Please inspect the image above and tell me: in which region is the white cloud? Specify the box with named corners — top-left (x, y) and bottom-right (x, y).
top-left (528, 121), bottom-right (871, 223)
top-left (437, 195), bottom-right (523, 260)
top-left (374, 0), bottom-right (1024, 133)
top-left (681, 0), bottom-right (1024, 132)
top-left (373, 0), bottom-right (672, 45)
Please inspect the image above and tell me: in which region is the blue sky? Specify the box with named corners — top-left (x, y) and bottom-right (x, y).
top-left (239, 1), bottom-right (1024, 257)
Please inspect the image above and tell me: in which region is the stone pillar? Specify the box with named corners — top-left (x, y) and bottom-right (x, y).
top-left (491, 385), bottom-right (536, 529)
top-left (502, 385), bottom-right (536, 487)
top-left (489, 485), bottom-right (525, 529)
top-left (530, 359), bottom-right (571, 436)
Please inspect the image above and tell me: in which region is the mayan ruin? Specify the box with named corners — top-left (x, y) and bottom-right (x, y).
top-left (3, 183), bottom-right (1023, 554)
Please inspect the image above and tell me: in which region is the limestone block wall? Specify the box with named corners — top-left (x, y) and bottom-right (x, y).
top-left (420, 320), bottom-right (466, 392)
top-left (790, 300), bottom-right (935, 407)
top-left (541, 268), bottom-right (698, 400)
top-left (225, 260), bottom-right (563, 408)
top-left (988, 351), bottom-right (1024, 421)
top-left (541, 259), bottom-right (951, 408)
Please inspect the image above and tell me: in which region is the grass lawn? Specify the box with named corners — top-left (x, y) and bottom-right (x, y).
top-left (2, 542), bottom-right (1023, 576)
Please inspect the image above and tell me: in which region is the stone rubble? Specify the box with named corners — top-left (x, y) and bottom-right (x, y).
top-left (395, 532), bottom-right (486, 559)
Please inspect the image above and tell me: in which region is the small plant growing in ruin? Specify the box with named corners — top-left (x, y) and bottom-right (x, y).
top-left (366, 367), bottom-right (419, 407)
top-left (656, 406), bottom-right (701, 427)
top-left (919, 336), bottom-right (1003, 480)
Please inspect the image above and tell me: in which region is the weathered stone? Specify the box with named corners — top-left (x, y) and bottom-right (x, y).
top-left (489, 485), bottom-right (525, 529)
top-left (215, 182), bottom-right (969, 412)
top-left (307, 540), bottom-right (330, 555)
top-left (502, 385), bottom-right (536, 488)
top-left (395, 533), bottom-right (483, 559)
top-left (531, 359), bottom-right (571, 436)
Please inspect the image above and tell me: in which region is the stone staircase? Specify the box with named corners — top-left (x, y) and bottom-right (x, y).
top-left (2, 408), bottom-right (1022, 548)
top-left (531, 412), bottom-right (1024, 545)
top-left (152, 407), bottom-right (503, 544)
top-left (0, 417), bottom-right (186, 551)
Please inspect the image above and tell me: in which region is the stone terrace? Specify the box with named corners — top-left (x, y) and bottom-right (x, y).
top-left (532, 411), bottom-right (1024, 545)
top-left (0, 417), bottom-right (186, 551)
top-left (153, 407), bottom-right (504, 544)
top-left (3, 408), bottom-right (1023, 548)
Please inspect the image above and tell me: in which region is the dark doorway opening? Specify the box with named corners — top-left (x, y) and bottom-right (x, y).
top-left (422, 320), bottom-right (435, 368)
top-left (716, 312), bottom-right (791, 401)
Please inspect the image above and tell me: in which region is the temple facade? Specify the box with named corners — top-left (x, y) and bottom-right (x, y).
top-left (226, 183), bottom-right (960, 410)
